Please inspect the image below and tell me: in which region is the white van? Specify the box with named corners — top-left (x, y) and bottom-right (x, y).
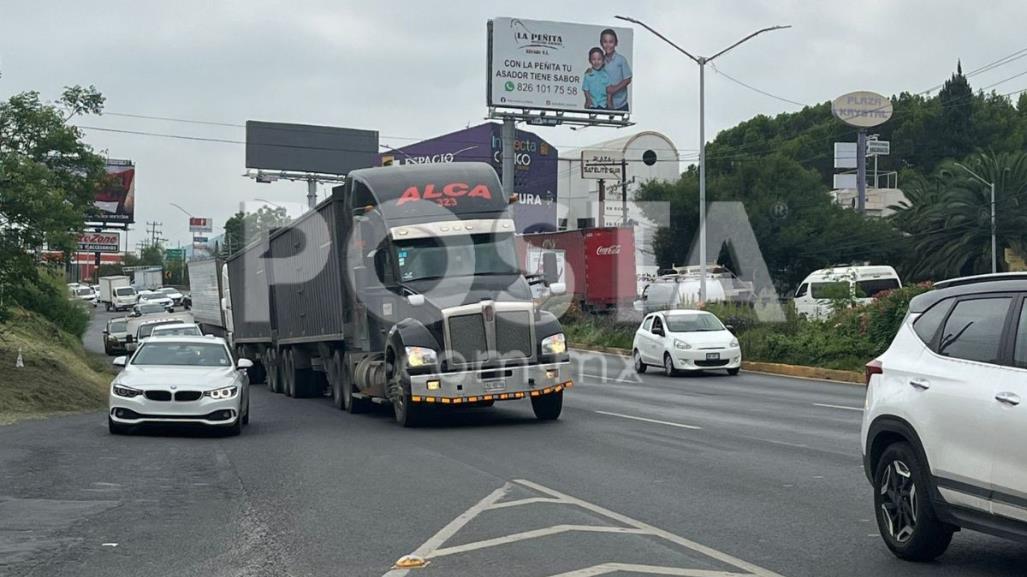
top-left (794, 265), bottom-right (901, 319)
top-left (636, 276), bottom-right (728, 314)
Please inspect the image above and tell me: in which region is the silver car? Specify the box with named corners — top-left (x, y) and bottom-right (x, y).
top-left (109, 336), bottom-right (251, 435)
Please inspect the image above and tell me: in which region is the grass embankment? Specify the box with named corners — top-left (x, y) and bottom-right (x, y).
top-left (563, 285), bottom-right (930, 374)
top-left (0, 308), bottom-right (113, 424)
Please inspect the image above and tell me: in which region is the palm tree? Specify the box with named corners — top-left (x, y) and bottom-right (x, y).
top-left (891, 151), bottom-right (1027, 280)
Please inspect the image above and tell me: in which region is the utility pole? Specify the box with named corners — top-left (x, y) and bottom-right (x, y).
top-left (621, 157), bottom-right (629, 226)
top-left (616, 15), bottom-right (790, 303)
top-left (856, 129), bottom-right (867, 213)
top-left (146, 221), bottom-right (163, 248)
top-left (501, 118), bottom-right (516, 203)
top-left (954, 162), bottom-right (999, 274)
top-left (597, 179), bottom-right (606, 228)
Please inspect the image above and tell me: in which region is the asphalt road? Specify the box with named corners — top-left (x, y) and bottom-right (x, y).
top-left (2, 310), bottom-right (1025, 577)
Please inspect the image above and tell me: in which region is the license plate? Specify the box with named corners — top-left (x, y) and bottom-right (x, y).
top-left (706, 352), bottom-right (720, 360)
top-left (483, 381), bottom-right (506, 392)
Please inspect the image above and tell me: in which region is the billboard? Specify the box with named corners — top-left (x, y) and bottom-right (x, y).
top-left (488, 18), bottom-right (634, 115)
top-left (245, 121), bottom-right (379, 175)
top-left (581, 149), bottom-right (624, 180)
top-left (189, 217), bottom-right (213, 233)
top-left (91, 159), bottom-right (135, 224)
top-left (831, 91), bottom-right (893, 128)
top-left (77, 231), bottom-right (120, 253)
top-left (377, 122), bottom-right (558, 233)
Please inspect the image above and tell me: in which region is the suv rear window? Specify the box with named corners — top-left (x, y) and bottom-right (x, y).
top-left (913, 299), bottom-right (952, 346)
top-left (938, 297), bottom-right (1012, 364)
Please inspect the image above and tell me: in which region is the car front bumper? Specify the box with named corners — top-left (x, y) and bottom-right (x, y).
top-left (407, 362), bottom-right (571, 403)
top-left (109, 393), bottom-right (241, 426)
top-left (672, 348), bottom-right (742, 370)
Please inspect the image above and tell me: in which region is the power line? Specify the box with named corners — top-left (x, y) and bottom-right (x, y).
top-left (709, 64), bottom-right (808, 107)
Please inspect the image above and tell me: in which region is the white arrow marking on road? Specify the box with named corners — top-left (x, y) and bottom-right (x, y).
top-left (595, 410), bottom-right (703, 430)
top-left (429, 525), bottom-right (650, 558)
top-left (582, 373), bottom-right (643, 384)
top-left (545, 564), bottom-right (753, 577)
top-left (812, 403), bottom-right (863, 412)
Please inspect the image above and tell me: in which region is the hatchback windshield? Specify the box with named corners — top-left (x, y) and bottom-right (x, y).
top-left (394, 233), bottom-right (518, 282)
top-left (132, 342), bottom-right (231, 366)
top-left (665, 313), bottom-right (725, 333)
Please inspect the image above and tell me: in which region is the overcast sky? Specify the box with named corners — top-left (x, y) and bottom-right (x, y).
top-left (3, 1), bottom-right (1025, 248)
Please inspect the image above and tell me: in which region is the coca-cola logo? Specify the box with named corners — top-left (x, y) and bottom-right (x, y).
top-left (596, 244), bottom-right (621, 256)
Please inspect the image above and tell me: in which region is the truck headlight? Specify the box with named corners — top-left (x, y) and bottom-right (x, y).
top-left (674, 339), bottom-right (692, 350)
top-left (113, 384), bottom-right (142, 398)
top-left (541, 333), bottom-right (566, 355)
top-left (204, 386), bottom-right (239, 400)
top-left (405, 346), bottom-right (438, 367)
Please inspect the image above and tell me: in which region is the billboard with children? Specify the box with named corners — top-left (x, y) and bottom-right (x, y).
top-left (488, 18), bottom-right (634, 115)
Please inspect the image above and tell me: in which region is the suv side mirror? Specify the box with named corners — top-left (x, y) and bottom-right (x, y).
top-left (725, 324), bottom-right (736, 333)
top-left (407, 294), bottom-right (425, 306)
top-left (549, 282), bottom-right (566, 296)
top-left (237, 358), bottom-right (254, 369)
top-left (113, 356), bottom-right (127, 367)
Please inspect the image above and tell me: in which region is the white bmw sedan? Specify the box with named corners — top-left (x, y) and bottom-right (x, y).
top-left (632, 309), bottom-right (742, 376)
top-left (109, 336), bottom-right (251, 435)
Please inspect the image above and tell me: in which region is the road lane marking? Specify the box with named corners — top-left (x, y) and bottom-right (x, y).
top-left (515, 480), bottom-right (787, 577)
top-left (429, 525), bottom-right (650, 558)
top-left (582, 373), bottom-right (642, 384)
top-left (545, 564), bottom-right (752, 577)
top-left (384, 479), bottom-right (789, 577)
top-left (595, 410), bottom-right (702, 430)
top-left (812, 403), bottom-right (863, 412)
top-left (382, 484), bottom-right (509, 577)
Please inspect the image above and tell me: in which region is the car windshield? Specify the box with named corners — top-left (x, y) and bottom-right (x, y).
top-left (665, 313), bottom-right (725, 332)
top-left (115, 287), bottom-right (135, 296)
top-left (136, 303), bottom-right (166, 314)
top-left (109, 320), bottom-right (127, 332)
top-left (152, 326), bottom-right (201, 336)
top-left (132, 342), bottom-right (231, 367)
top-left (76, 288), bottom-right (93, 296)
top-left (159, 288), bottom-right (177, 294)
top-left (138, 322), bottom-right (177, 338)
top-left (394, 232), bottom-right (518, 282)
top-left (140, 293), bottom-right (163, 300)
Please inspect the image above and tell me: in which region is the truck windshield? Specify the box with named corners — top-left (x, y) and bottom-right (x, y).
top-left (115, 288), bottom-right (136, 296)
top-left (394, 233), bottom-right (518, 282)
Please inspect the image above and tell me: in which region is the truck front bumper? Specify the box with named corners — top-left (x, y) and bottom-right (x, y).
top-left (408, 362), bottom-right (571, 404)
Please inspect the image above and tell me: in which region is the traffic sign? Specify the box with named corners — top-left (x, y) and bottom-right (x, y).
top-left (165, 248), bottom-right (185, 260)
top-left (866, 140), bottom-right (890, 156)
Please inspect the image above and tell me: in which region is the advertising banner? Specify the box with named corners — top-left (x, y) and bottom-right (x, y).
top-left (377, 122), bottom-right (559, 233)
top-left (192, 236), bottom-right (209, 244)
top-left (91, 159), bottom-right (135, 224)
top-left (76, 231), bottom-right (120, 253)
top-left (488, 18), bottom-right (634, 115)
top-left (189, 217), bottom-right (213, 233)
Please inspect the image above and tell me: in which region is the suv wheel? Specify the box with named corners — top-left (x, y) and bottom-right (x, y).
top-left (874, 442), bottom-right (954, 561)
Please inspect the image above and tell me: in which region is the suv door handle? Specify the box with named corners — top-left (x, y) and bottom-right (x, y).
top-left (996, 392), bottom-right (1022, 406)
top-left (909, 379), bottom-right (931, 391)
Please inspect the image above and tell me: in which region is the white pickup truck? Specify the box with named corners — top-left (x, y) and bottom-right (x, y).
top-left (99, 276), bottom-right (139, 312)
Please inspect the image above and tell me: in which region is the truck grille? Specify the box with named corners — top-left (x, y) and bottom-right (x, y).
top-left (495, 311), bottom-right (532, 359)
top-left (448, 313), bottom-right (487, 363)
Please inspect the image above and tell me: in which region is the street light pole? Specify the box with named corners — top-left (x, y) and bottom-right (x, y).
top-left (616, 16), bottom-right (789, 303)
top-left (954, 162), bottom-right (998, 274)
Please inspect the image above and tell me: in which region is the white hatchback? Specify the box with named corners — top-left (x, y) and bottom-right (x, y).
top-left (632, 310), bottom-right (741, 376)
top-left (862, 273), bottom-right (1027, 561)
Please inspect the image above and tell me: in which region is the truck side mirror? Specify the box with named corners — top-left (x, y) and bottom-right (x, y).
top-left (407, 294), bottom-right (425, 306)
top-left (542, 252), bottom-right (559, 285)
top-left (549, 283), bottom-right (567, 296)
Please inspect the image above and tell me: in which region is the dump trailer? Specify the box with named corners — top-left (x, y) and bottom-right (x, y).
top-left (224, 238), bottom-right (272, 385)
top-left (235, 162), bottom-right (570, 426)
top-left (187, 258), bottom-right (226, 337)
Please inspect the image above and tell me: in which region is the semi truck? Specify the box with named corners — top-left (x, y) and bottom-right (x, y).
top-left (228, 162), bottom-right (571, 426)
top-left (187, 258), bottom-right (228, 337)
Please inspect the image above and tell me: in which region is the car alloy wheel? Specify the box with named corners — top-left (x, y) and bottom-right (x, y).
top-left (633, 350), bottom-right (646, 374)
top-left (664, 354), bottom-right (675, 377)
top-left (879, 459), bottom-right (917, 543)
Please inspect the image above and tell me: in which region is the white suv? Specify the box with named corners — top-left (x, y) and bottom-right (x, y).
top-left (862, 273), bottom-right (1027, 561)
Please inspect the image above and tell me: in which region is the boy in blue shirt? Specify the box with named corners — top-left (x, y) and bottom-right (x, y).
top-left (582, 47), bottom-right (609, 109)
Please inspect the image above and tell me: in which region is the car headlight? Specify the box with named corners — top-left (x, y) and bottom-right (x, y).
top-left (113, 384), bottom-right (142, 398)
top-left (674, 339), bottom-right (692, 350)
top-left (405, 346), bottom-right (438, 367)
top-left (541, 333), bottom-right (567, 355)
top-left (204, 386), bottom-right (239, 400)
top-left (730, 339), bottom-right (739, 348)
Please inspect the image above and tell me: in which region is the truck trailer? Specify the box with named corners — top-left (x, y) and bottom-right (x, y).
top-left (187, 258), bottom-right (227, 337)
top-left (229, 163), bottom-right (571, 426)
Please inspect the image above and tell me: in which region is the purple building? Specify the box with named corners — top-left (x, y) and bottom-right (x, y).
top-left (378, 123), bottom-right (558, 233)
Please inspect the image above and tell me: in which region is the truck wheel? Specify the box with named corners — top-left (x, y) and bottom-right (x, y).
top-left (389, 351), bottom-right (423, 427)
top-left (284, 349), bottom-right (296, 398)
top-left (269, 350), bottom-right (284, 394)
top-left (329, 352), bottom-right (344, 409)
top-left (105, 302), bottom-right (111, 312)
top-left (342, 352), bottom-right (370, 414)
top-left (531, 391), bottom-right (563, 421)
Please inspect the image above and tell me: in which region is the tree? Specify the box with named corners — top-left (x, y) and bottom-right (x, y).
top-left (222, 206), bottom-right (291, 257)
top-left (0, 85), bottom-right (106, 317)
top-left (891, 150), bottom-right (1027, 279)
top-left (139, 244), bottom-right (164, 266)
top-left (936, 62), bottom-right (975, 162)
